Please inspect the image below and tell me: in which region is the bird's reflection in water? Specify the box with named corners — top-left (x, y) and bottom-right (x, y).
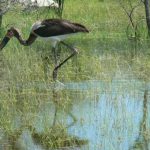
top-left (52, 81), bottom-right (77, 128)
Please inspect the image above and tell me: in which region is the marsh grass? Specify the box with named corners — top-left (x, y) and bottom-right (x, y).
top-left (2, 125), bottom-right (88, 150)
top-left (0, 0), bottom-right (150, 149)
top-left (32, 125), bottom-right (88, 149)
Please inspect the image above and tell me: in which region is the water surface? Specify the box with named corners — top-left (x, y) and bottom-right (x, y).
top-left (3, 79), bottom-right (148, 150)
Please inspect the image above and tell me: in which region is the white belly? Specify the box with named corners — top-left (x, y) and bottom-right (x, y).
top-left (46, 34), bottom-right (70, 41)
top-left (39, 34), bottom-right (76, 47)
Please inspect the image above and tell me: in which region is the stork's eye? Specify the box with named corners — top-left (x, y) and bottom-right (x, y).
top-left (6, 30), bottom-right (14, 38)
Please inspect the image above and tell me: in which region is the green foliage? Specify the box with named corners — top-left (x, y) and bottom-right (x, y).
top-left (0, 0), bottom-right (150, 149)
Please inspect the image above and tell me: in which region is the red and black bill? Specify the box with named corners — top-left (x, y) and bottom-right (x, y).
top-left (0, 36), bottom-right (10, 50)
top-left (0, 29), bottom-right (14, 50)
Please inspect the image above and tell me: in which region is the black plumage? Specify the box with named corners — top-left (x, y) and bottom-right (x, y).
top-left (33, 19), bottom-right (89, 37)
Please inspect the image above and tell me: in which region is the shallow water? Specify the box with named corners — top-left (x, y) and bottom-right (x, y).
top-left (66, 80), bottom-right (150, 150)
top-left (1, 79), bottom-right (149, 150)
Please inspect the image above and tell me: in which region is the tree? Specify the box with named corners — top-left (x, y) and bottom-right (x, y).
top-left (0, 0), bottom-right (19, 28)
top-left (0, 0), bottom-right (9, 27)
top-left (119, 0), bottom-right (150, 38)
top-left (143, 0), bottom-right (150, 36)
top-left (119, 0), bottom-right (143, 39)
top-left (55, 0), bottom-right (64, 17)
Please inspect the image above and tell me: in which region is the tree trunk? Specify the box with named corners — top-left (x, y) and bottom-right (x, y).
top-left (0, 6), bottom-right (2, 27)
top-left (56, 0), bottom-right (64, 18)
top-left (0, 12), bottom-right (2, 28)
top-left (144, 0), bottom-right (150, 36)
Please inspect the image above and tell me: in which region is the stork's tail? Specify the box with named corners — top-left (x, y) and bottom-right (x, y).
top-left (73, 23), bottom-right (89, 33)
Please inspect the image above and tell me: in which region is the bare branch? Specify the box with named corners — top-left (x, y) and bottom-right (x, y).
top-left (118, 0), bottom-right (144, 39)
top-left (118, 1), bottom-right (130, 17)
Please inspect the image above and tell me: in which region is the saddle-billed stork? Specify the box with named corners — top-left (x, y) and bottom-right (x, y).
top-left (0, 18), bottom-right (89, 80)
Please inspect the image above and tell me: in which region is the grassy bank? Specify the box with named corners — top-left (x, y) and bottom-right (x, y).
top-left (0, 0), bottom-right (150, 149)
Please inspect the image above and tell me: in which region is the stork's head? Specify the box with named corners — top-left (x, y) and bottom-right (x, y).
top-left (0, 27), bottom-right (20, 50)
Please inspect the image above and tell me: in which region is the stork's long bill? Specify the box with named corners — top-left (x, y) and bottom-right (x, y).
top-left (0, 28), bottom-right (14, 50)
top-left (0, 36), bottom-right (10, 50)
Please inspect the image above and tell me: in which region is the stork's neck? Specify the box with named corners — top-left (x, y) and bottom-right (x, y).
top-left (14, 31), bottom-right (37, 46)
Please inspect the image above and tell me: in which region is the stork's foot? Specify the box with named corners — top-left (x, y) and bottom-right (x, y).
top-left (73, 47), bottom-right (79, 54)
top-left (53, 68), bottom-right (58, 81)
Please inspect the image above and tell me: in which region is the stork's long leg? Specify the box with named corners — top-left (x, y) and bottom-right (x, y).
top-left (53, 41), bottom-right (78, 80)
top-left (53, 103), bottom-right (58, 126)
top-left (52, 46), bottom-right (60, 80)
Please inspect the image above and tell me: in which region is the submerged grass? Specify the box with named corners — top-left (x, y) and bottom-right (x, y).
top-left (3, 125), bottom-right (88, 150)
top-left (0, 0), bottom-right (150, 149)
top-left (32, 125), bottom-right (88, 149)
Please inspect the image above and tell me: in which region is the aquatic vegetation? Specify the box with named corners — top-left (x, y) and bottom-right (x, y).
top-left (0, 0), bottom-right (150, 149)
top-left (32, 125), bottom-right (88, 149)
top-left (1, 125), bottom-right (88, 150)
